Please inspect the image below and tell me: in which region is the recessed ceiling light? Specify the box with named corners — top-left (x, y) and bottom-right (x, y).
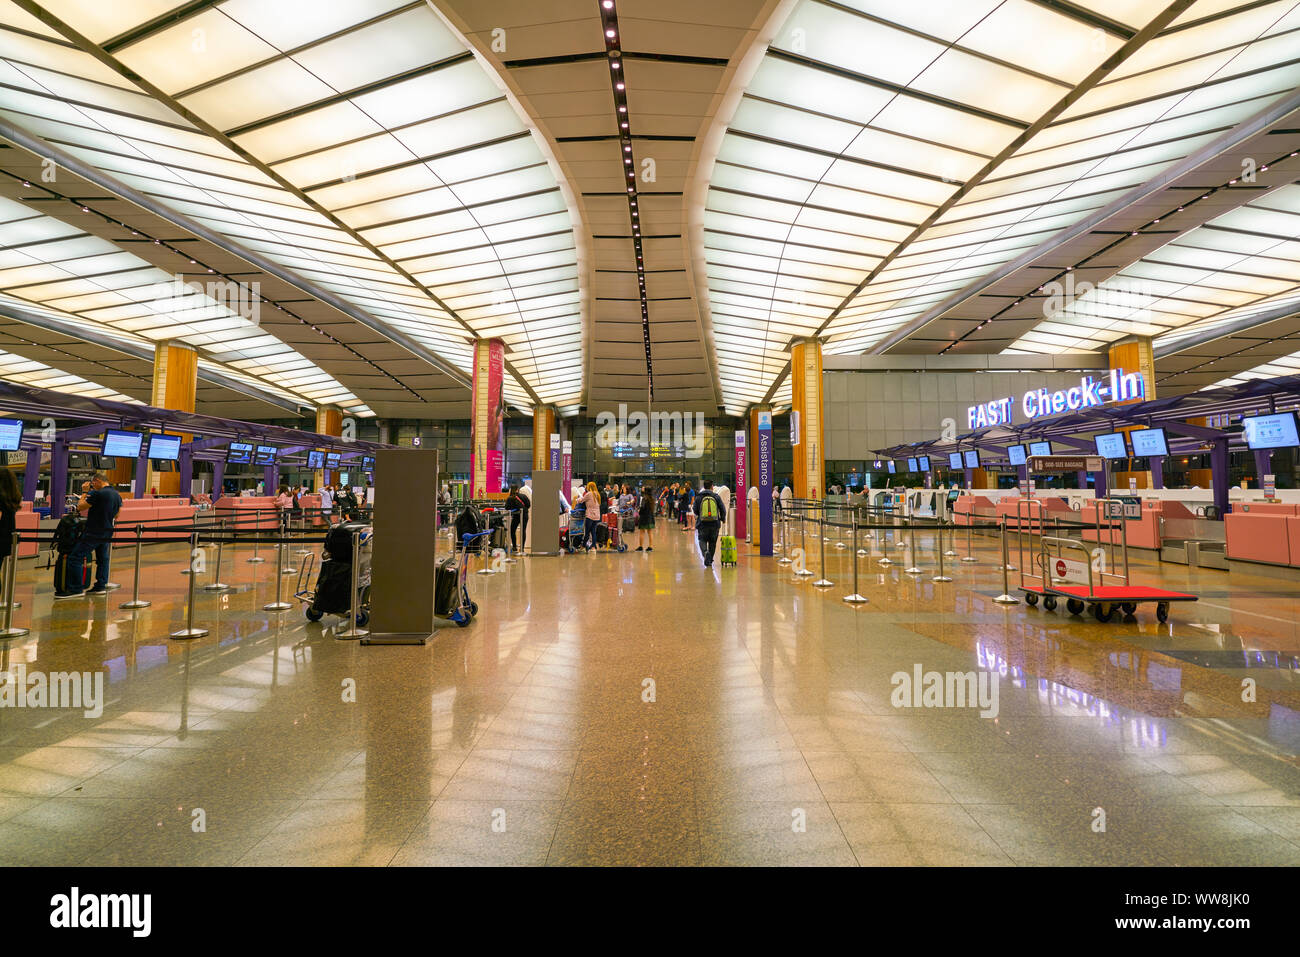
top-left (616, 82), bottom-right (625, 90)
top-left (611, 61), bottom-right (620, 69)
top-left (606, 29), bottom-right (616, 38)
top-left (603, 0), bottom-right (612, 7)
top-left (618, 106), bottom-right (626, 113)
top-left (621, 122), bottom-right (628, 128)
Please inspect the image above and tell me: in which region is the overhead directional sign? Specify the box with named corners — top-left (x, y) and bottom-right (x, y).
top-left (1029, 455), bottom-right (1103, 472)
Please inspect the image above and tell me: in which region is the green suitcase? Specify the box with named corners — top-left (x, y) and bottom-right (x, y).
top-left (719, 535), bottom-right (737, 567)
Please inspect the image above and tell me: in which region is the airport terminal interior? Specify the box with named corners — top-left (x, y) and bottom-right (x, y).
top-left (0, 0), bottom-right (1296, 874)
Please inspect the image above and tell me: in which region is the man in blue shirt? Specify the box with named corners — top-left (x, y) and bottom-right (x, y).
top-left (57, 473), bottom-right (122, 599)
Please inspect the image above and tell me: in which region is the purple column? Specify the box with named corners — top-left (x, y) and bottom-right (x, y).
top-left (133, 452), bottom-right (149, 497)
top-left (22, 452), bottom-right (39, 503)
top-left (212, 461), bottom-right (225, 499)
top-left (264, 465), bottom-right (277, 493)
top-left (963, 467), bottom-right (973, 488)
top-left (1252, 448), bottom-right (1272, 486)
top-left (1076, 469), bottom-right (1087, 490)
top-left (1018, 464), bottom-right (1029, 495)
top-left (1149, 456), bottom-right (1165, 490)
top-left (50, 439), bottom-right (68, 515)
top-left (1210, 439), bottom-right (1229, 517)
top-left (1094, 467), bottom-right (1108, 498)
top-left (178, 444), bottom-right (193, 499)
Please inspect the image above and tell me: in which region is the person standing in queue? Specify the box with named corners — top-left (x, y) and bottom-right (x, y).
top-left (635, 483), bottom-right (655, 552)
top-left (57, 473), bottom-right (121, 598)
top-left (577, 481), bottom-right (602, 551)
top-left (693, 480), bottom-right (726, 568)
top-left (505, 483), bottom-right (529, 555)
top-left (0, 468), bottom-right (20, 579)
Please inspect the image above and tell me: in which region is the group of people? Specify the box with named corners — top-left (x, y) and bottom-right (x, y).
top-left (568, 479), bottom-right (728, 565)
top-left (273, 483), bottom-right (362, 527)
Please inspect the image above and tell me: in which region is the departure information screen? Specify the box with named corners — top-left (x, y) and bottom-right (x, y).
top-left (102, 429), bottom-right (143, 458)
top-left (148, 433), bottom-right (181, 461)
top-left (1094, 432), bottom-right (1129, 459)
top-left (948, 452), bottom-right (963, 469)
top-left (1129, 428), bottom-right (1168, 457)
top-left (0, 418), bottom-right (23, 452)
top-left (1028, 441), bottom-right (1052, 456)
top-left (1242, 412), bottom-right (1300, 450)
top-left (964, 449), bottom-right (980, 468)
top-left (1007, 444), bottom-right (1026, 466)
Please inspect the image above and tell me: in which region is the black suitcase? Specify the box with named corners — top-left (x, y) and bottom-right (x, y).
top-left (53, 553), bottom-right (90, 593)
top-left (594, 523), bottom-right (609, 547)
top-left (434, 558), bottom-right (459, 616)
top-left (455, 507), bottom-right (485, 552)
top-left (311, 560), bottom-right (353, 615)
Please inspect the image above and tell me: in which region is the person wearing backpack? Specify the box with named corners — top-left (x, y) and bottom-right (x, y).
top-left (58, 472), bottom-right (121, 598)
top-left (693, 480), bottom-right (727, 568)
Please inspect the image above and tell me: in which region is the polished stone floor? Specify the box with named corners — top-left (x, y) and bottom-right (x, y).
top-left (0, 517), bottom-right (1296, 866)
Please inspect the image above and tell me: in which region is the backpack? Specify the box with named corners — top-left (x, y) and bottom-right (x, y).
top-left (53, 514), bottom-right (85, 555)
top-left (700, 494), bottom-right (719, 522)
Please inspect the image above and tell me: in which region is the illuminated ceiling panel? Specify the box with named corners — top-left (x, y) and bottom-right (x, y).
top-left (0, 0), bottom-right (583, 408)
top-left (1009, 183), bottom-right (1300, 354)
top-left (703, 0), bottom-right (1300, 410)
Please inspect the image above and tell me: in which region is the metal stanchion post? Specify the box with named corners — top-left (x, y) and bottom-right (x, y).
top-left (961, 518), bottom-right (978, 563)
top-left (0, 555), bottom-right (18, 612)
top-left (334, 528), bottom-right (369, 640)
top-left (796, 514), bottom-right (813, 576)
top-left (282, 515), bottom-right (299, 575)
top-left (944, 514), bottom-right (958, 556)
top-left (878, 515), bottom-right (894, 566)
top-left (296, 511), bottom-right (312, 557)
top-left (171, 532), bottom-right (209, 639)
top-left (993, 522), bottom-right (1020, 604)
top-left (120, 524), bottom-right (150, 609)
top-left (904, 520), bottom-right (922, 574)
top-left (204, 520), bottom-right (229, 591)
top-left (932, 523), bottom-right (952, 582)
top-left (778, 511), bottom-right (791, 565)
top-left (263, 537), bottom-right (292, 611)
top-left (247, 512), bottom-right (265, 563)
top-left (0, 532), bottom-right (29, 638)
top-left (813, 518), bottom-right (833, 587)
top-left (844, 515), bottom-right (867, 604)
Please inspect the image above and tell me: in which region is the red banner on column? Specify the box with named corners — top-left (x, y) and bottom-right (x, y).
top-left (471, 339), bottom-right (505, 496)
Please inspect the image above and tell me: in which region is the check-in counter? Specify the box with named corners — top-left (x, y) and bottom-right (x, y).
top-left (213, 496), bottom-right (280, 531)
top-left (953, 495), bottom-right (996, 526)
top-left (1079, 500), bottom-right (1162, 550)
top-left (1225, 510), bottom-right (1293, 565)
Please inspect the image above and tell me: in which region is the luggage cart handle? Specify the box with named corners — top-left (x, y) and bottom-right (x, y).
top-left (1039, 535), bottom-right (1096, 595)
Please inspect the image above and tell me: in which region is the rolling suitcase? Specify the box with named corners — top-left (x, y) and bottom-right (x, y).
top-left (719, 535), bottom-right (738, 567)
top-left (434, 558), bottom-right (459, 617)
top-left (53, 553), bottom-right (90, 593)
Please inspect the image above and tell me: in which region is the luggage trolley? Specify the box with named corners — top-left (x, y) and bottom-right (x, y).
top-left (1018, 496), bottom-right (1196, 623)
top-left (295, 521), bottom-right (372, 627)
top-left (435, 529), bottom-right (490, 627)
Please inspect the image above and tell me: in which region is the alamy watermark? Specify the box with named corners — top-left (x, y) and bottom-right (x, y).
top-left (0, 666), bottom-right (104, 718)
top-left (1041, 273), bottom-right (1154, 325)
top-left (891, 664), bottom-right (999, 718)
top-left (594, 403), bottom-right (706, 459)
top-left (148, 274), bottom-right (262, 325)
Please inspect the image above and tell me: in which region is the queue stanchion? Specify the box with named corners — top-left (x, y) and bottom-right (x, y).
top-left (856, 510), bottom-right (870, 557)
top-left (281, 514), bottom-right (299, 575)
top-left (246, 514), bottom-right (265, 564)
top-left (296, 511), bottom-right (312, 557)
top-left (843, 514), bottom-right (867, 604)
top-left (334, 528), bottom-right (369, 640)
top-left (0, 532), bottom-right (28, 639)
top-left (932, 523), bottom-right (952, 583)
top-left (877, 516), bottom-right (895, 566)
top-left (778, 510), bottom-right (792, 565)
top-left (0, 553), bottom-right (17, 612)
top-left (204, 520), bottom-right (229, 591)
top-left (904, 519), bottom-right (922, 575)
top-left (1000, 516), bottom-right (1017, 571)
top-left (961, 517), bottom-right (978, 563)
top-left (120, 524), bottom-right (151, 609)
top-left (796, 512), bottom-right (814, 577)
top-left (171, 532), bottom-right (209, 639)
top-left (813, 518), bottom-right (833, 587)
top-left (264, 534), bottom-right (292, 612)
top-left (993, 522), bottom-right (1020, 605)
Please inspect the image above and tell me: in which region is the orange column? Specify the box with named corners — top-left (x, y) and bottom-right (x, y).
top-left (1108, 337), bottom-right (1156, 488)
top-left (790, 338), bottom-right (824, 500)
top-left (315, 406), bottom-right (343, 487)
top-left (149, 341), bottom-right (198, 495)
top-left (532, 406), bottom-right (557, 472)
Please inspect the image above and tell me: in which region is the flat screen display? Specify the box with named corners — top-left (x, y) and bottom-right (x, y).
top-left (1094, 432), bottom-right (1129, 459)
top-left (1129, 427), bottom-right (1168, 458)
top-left (948, 452), bottom-right (963, 470)
top-left (226, 441), bottom-right (253, 465)
top-left (886, 461), bottom-right (896, 474)
top-left (1242, 412), bottom-right (1300, 450)
top-left (947, 489), bottom-right (960, 503)
top-left (325, 452), bottom-right (341, 469)
top-left (906, 457), bottom-right (918, 472)
top-left (253, 445), bottom-right (278, 466)
top-left (362, 455), bottom-right (375, 471)
top-left (306, 450), bottom-right (325, 469)
top-left (147, 433), bottom-right (181, 461)
top-left (1007, 444), bottom-right (1027, 466)
top-left (963, 449), bottom-right (980, 469)
top-left (0, 418), bottom-right (23, 452)
top-left (1029, 440), bottom-right (1052, 457)
top-left (918, 455), bottom-right (931, 472)
top-left (102, 429), bottom-right (143, 458)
